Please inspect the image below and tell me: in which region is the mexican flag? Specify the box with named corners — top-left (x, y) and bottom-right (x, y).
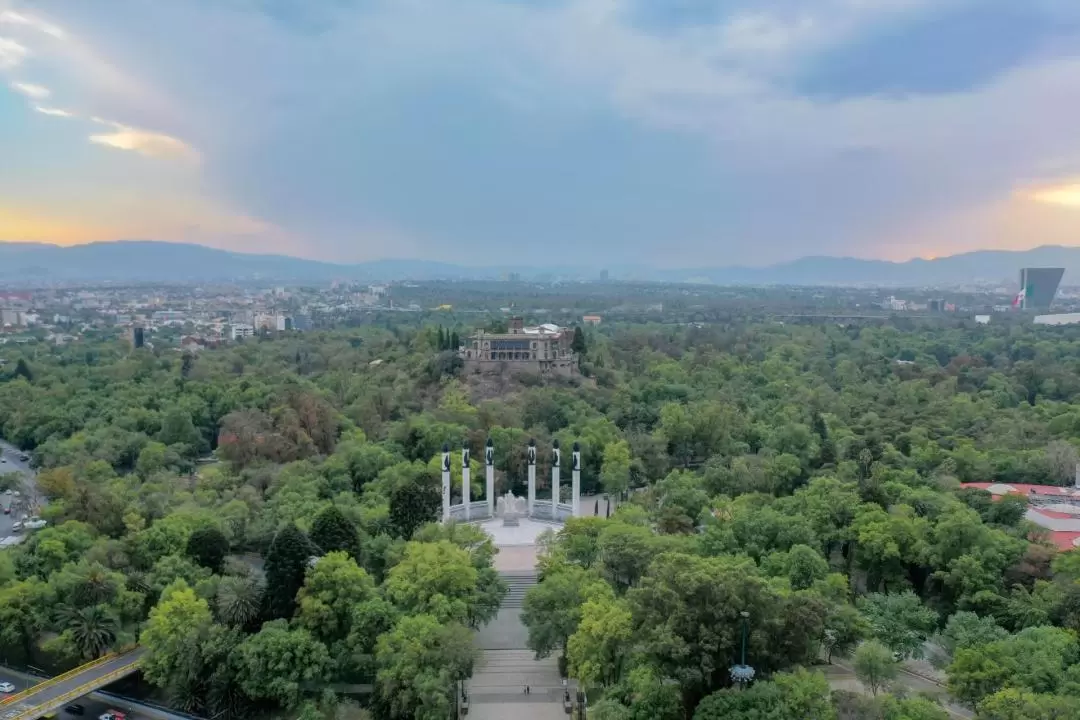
top-left (1013, 285), bottom-right (1031, 307)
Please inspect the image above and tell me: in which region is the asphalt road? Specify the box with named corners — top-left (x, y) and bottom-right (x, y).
top-left (0, 440), bottom-right (36, 539)
top-left (0, 665), bottom-right (151, 720)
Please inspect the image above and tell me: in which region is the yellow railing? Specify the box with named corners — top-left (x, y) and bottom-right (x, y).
top-left (8, 659), bottom-right (143, 720)
top-left (0, 653), bottom-right (118, 707)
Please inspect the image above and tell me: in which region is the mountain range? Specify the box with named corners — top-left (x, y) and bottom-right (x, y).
top-left (0, 240), bottom-right (1076, 287)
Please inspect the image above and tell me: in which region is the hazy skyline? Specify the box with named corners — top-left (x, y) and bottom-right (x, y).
top-left (2, 0), bottom-right (1080, 267)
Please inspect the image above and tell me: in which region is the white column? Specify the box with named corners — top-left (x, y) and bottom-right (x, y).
top-left (462, 442), bottom-right (471, 521)
top-left (527, 439), bottom-right (536, 517)
top-left (441, 443), bottom-right (451, 523)
top-left (552, 440), bottom-right (561, 512)
top-left (486, 438), bottom-right (495, 519)
top-left (572, 441), bottom-right (581, 517)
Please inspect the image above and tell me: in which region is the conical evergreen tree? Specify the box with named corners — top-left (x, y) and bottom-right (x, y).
top-left (263, 524), bottom-right (314, 620)
top-left (310, 505), bottom-right (362, 559)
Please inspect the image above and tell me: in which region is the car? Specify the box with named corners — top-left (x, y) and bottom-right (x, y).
top-left (24, 518), bottom-right (47, 530)
top-left (0, 681), bottom-right (15, 693)
top-left (2, 507), bottom-right (8, 515)
top-left (10, 521), bottom-right (21, 531)
top-left (18, 453), bottom-right (28, 462)
top-left (99, 712), bottom-right (126, 720)
top-left (2, 489), bottom-right (10, 495)
top-left (64, 704), bottom-right (85, 715)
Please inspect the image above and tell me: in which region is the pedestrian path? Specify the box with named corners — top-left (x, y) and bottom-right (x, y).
top-left (466, 520), bottom-right (568, 720)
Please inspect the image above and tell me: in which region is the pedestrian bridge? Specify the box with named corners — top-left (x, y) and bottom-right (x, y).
top-left (0, 648), bottom-right (146, 720)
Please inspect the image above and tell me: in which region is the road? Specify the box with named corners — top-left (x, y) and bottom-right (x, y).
top-left (0, 652), bottom-right (161, 720)
top-left (0, 440), bottom-right (36, 540)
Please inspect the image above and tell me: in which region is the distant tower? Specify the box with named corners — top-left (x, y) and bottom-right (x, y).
top-left (128, 326), bottom-right (145, 349)
top-left (600, 269), bottom-right (610, 282)
top-left (1017, 268), bottom-right (1065, 311)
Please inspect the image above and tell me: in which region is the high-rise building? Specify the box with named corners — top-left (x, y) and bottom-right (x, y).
top-left (1016, 268), bottom-right (1065, 311)
top-left (128, 326), bottom-right (145, 349)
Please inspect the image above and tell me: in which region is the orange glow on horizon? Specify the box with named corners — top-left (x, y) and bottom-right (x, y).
top-left (0, 207), bottom-right (121, 246)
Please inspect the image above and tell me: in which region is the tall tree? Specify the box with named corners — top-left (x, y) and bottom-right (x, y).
top-left (185, 527), bottom-right (230, 574)
top-left (388, 478), bottom-right (440, 540)
top-left (375, 613), bottom-right (475, 720)
top-left (235, 619), bottom-right (332, 709)
top-left (853, 640), bottom-right (898, 697)
top-left (263, 524), bottom-right (315, 620)
top-left (296, 552), bottom-right (377, 646)
top-left (571, 326), bottom-right (587, 357)
top-left (139, 582), bottom-right (214, 693)
top-left (310, 505), bottom-right (362, 559)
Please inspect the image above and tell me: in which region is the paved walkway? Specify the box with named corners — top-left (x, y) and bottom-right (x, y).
top-left (468, 517), bottom-right (567, 719)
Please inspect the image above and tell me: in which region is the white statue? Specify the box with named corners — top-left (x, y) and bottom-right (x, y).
top-left (496, 490), bottom-right (526, 527)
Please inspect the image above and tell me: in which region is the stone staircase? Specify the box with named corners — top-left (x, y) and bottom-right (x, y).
top-left (501, 570), bottom-right (538, 609)
top-left (469, 649), bottom-right (565, 701)
top-left (466, 570), bottom-right (569, 718)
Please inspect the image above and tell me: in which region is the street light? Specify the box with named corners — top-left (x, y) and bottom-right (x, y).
top-left (729, 610), bottom-right (755, 689)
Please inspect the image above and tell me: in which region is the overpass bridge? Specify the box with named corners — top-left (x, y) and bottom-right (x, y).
top-left (0, 648), bottom-right (146, 720)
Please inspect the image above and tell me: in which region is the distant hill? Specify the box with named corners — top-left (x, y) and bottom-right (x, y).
top-left (0, 240), bottom-right (1076, 286)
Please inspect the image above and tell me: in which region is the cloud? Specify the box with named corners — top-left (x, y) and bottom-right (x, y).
top-left (0, 36), bottom-right (27, 68)
top-left (9, 80), bottom-right (47, 97)
top-left (6, 0), bottom-right (1080, 264)
top-left (33, 105), bottom-right (73, 117)
top-left (0, 9), bottom-right (65, 39)
top-left (1023, 182), bottom-right (1080, 208)
top-left (88, 122), bottom-right (197, 160)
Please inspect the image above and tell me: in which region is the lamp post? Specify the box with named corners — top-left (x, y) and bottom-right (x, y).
top-left (729, 610), bottom-right (755, 689)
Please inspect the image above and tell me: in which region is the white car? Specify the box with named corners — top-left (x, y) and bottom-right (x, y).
top-left (24, 517), bottom-right (46, 530)
top-left (0, 681), bottom-right (15, 693)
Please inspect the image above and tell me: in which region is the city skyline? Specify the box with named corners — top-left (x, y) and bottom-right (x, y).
top-left (3, 1), bottom-right (1080, 267)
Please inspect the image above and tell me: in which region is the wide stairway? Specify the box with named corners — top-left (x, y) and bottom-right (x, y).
top-left (467, 571), bottom-right (568, 720)
top-left (501, 570), bottom-right (538, 609)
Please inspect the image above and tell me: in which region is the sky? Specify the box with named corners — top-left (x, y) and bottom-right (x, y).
top-left (3, 0), bottom-right (1080, 267)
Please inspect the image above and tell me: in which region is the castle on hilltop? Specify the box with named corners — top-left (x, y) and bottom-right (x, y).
top-left (459, 316), bottom-right (577, 377)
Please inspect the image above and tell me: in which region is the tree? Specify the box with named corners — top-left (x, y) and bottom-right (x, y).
top-left (296, 552), bottom-right (376, 646)
top-left (784, 544), bottom-right (830, 591)
top-left (263, 524), bottom-right (316, 620)
top-left (310, 505), bottom-right (362, 559)
top-left (567, 595), bottom-right (633, 687)
top-left (853, 640), bottom-right (898, 696)
top-left (384, 541), bottom-right (478, 624)
top-left (946, 626), bottom-right (1079, 706)
top-left (139, 582), bottom-right (213, 693)
top-left (60, 604), bottom-right (121, 660)
top-left (628, 552), bottom-right (827, 709)
top-left (693, 669), bottom-right (836, 720)
top-left (600, 440), bottom-right (631, 497)
top-left (374, 613), bottom-right (475, 720)
top-left (388, 477), bottom-right (440, 540)
top-left (159, 407), bottom-right (204, 452)
top-left (572, 326), bottom-right (587, 357)
top-left (521, 565), bottom-right (611, 660)
top-left (236, 619), bottom-right (332, 709)
top-left (13, 358), bottom-right (32, 382)
top-left (937, 611), bottom-right (1007, 659)
top-left (0, 579), bottom-right (50, 661)
top-left (976, 688), bottom-right (1080, 720)
top-left (1044, 440), bottom-right (1079, 485)
top-left (859, 592), bottom-right (937, 659)
top-left (185, 527), bottom-right (230, 574)
top-left (216, 574), bottom-right (263, 628)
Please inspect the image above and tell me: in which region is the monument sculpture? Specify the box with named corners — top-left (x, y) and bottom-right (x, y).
top-left (496, 490), bottom-right (526, 527)
top-left (441, 438), bottom-right (582, 524)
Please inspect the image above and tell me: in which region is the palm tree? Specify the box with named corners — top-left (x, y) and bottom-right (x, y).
top-left (65, 605), bottom-right (119, 660)
top-left (216, 575), bottom-right (262, 628)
